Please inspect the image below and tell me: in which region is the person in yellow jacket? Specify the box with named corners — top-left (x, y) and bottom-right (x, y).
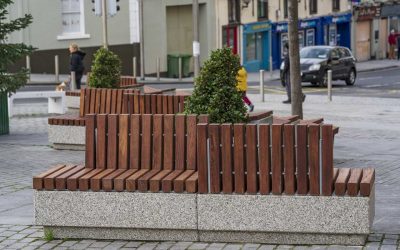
top-left (237, 66), bottom-right (254, 112)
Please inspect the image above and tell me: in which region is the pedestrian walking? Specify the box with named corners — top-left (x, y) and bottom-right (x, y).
top-left (69, 43), bottom-right (86, 89)
top-left (388, 30), bottom-right (397, 60)
top-left (236, 66), bottom-right (254, 112)
top-left (282, 43), bottom-right (305, 104)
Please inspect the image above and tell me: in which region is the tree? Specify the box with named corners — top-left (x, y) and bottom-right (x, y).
top-left (0, 0), bottom-right (35, 94)
top-left (288, 0), bottom-right (304, 118)
top-left (89, 48), bottom-right (121, 88)
top-left (185, 47), bottom-right (247, 123)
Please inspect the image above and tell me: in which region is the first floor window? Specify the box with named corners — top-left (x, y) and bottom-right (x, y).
top-left (283, 0), bottom-right (288, 18)
top-left (309, 0), bottom-right (317, 14)
top-left (61, 0), bottom-right (84, 34)
top-left (258, 0), bottom-right (268, 19)
top-left (332, 0), bottom-right (340, 12)
top-left (228, 0), bottom-right (240, 23)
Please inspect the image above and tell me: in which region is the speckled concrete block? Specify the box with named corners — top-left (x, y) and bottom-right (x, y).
top-left (48, 125), bottom-right (85, 150)
top-left (66, 95), bottom-right (80, 110)
top-left (197, 192), bottom-right (374, 235)
top-left (34, 191), bottom-right (197, 230)
top-left (45, 226), bottom-right (198, 241)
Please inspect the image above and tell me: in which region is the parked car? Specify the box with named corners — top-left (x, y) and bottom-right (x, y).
top-left (280, 46), bottom-right (357, 87)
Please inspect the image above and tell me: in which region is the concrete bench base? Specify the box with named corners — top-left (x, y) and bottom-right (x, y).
top-left (66, 95), bottom-right (80, 110)
top-left (35, 190), bottom-right (374, 245)
top-left (48, 125), bottom-right (85, 150)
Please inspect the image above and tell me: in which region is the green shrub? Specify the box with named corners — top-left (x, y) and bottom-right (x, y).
top-left (89, 48), bottom-right (121, 88)
top-left (185, 47), bottom-right (247, 123)
top-left (43, 228), bottom-right (54, 241)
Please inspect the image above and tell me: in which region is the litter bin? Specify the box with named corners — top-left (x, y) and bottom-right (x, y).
top-left (167, 54), bottom-right (192, 78)
top-left (0, 92), bottom-right (9, 135)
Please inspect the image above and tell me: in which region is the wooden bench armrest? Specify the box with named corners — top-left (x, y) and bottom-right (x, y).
top-left (248, 111), bottom-right (273, 122)
top-left (118, 83), bottom-right (144, 89)
top-left (299, 118), bottom-right (324, 125)
top-left (273, 115), bottom-right (300, 124)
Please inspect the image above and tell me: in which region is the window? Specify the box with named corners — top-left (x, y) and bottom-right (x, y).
top-left (283, 0), bottom-right (288, 18)
top-left (228, 0), bottom-right (240, 24)
top-left (332, 0), bottom-right (340, 12)
top-left (309, 0), bottom-right (317, 14)
top-left (58, 0), bottom-right (90, 40)
top-left (258, 0), bottom-right (268, 19)
top-left (246, 33), bottom-right (263, 61)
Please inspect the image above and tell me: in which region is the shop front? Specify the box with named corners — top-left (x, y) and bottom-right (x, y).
top-left (242, 21), bottom-right (271, 72)
top-left (222, 24), bottom-right (239, 55)
top-left (271, 18), bottom-right (323, 69)
top-left (322, 13), bottom-right (352, 49)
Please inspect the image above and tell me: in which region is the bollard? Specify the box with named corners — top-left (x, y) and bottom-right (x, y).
top-left (70, 71), bottom-right (76, 91)
top-left (327, 70), bottom-right (332, 101)
top-left (55, 55), bottom-right (59, 82)
top-left (26, 55), bottom-right (31, 81)
top-left (259, 70), bottom-right (265, 102)
top-left (156, 57), bottom-right (160, 81)
top-left (133, 57), bottom-right (137, 78)
top-left (178, 57), bottom-right (182, 81)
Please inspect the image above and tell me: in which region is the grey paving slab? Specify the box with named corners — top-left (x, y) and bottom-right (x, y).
top-left (188, 243), bottom-right (209, 249)
top-left (258, 246), bottom-right (277, 250)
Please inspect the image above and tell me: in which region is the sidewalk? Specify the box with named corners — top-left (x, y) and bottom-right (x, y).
top-left (27, 59), bottom-right (400, 85)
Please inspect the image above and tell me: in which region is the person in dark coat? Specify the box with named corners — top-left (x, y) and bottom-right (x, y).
top-left (69, 43), bottom-right (86, 89)
top-left (282, 42), bottom-right (305, 104)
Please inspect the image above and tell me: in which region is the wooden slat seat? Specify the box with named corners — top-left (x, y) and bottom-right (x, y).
top-left (48, 115), bottom-right (85, 126)
top-left (248, 111), bottom-right (273, 122)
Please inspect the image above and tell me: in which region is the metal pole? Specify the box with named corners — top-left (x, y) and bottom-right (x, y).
top-left (139, 0), bottom-right (145, 80)
top-left (101, 0), bottom-right (108, 49)
top-left (133, 57), bottom-right (137, 78)
top-left (327, 70), bottom-right (332, 101)
top-left (259, 70), bottom-right (265, 102)
top-left (70, 71), bottom-right (76, 91)
top-left (178, 57), bottom-right (182, 81)
top-left (26, 55), bottom-right (31, 81)
top-left (193, 0), bottom-right (200, 78)
top-left (269, 29), bottom-right (273, 76)
top-left (55, 55), bottom-right (59, 82)
top-left (156, 57), bottom-right (160, 81)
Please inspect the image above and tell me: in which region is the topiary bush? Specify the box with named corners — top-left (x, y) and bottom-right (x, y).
top-left (89, 48), bottom-right (121, 88)
top-left (185, 47), bottom-right (247, 123)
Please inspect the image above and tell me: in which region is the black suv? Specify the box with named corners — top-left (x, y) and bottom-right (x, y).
top-left (280, 46), bottom-right (357, 87)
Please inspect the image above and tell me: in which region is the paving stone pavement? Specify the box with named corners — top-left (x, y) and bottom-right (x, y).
top-left (1, 100), bottom-right (400, 249)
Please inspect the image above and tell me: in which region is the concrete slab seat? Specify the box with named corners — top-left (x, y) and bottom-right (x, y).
top-left (34, 114), bottom-right (374, 245)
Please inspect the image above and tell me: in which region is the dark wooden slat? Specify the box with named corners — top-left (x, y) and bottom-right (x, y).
top-left (111, 90), bottom-right (118, 114)
top-left (44, 165), bottom-right (75, 190)
top-left (246, 124), bottom-right (258, 194)
top-left (149, 170), bottom-right (172, 192)
top-left (321, 125), bottom-right (334, 196)
top-left (100, 89), bottom-right (107, 113)
top-left (89, 88), bottom-right (96, 114)
top-left (162, 95), bottom-right (168, 114)
top-left (163, 115), bottom-right (174, 170)
top-left (174, 170), bottom-right (195, 193)
top-left (107, 115), bottom-right (118, 169)
top-left (258, 124), bottom-right (271, 195)
top-left (126, 169), bottom-right (149, 191)
top-left (139, 95), bottom-right (145, 114)
top-left (145, 94), bottom-right (151, 114)
top-left (360, 168), bottom-right (375, 197)
top-left (284, 124), bottom-right (296, 195)
top-left (173, 96), bottom-right (179, 114)
top-left (95, 89), bottom-right (101, 113)
top-left (106, 89), bottom-right (112, 114)
top-left (128, 95), bottom-right (134, 114)
top-left (33, 164), bottom-right (65, 190)
top-left (156, 95), bottom-right (163, 114)
top-left (96, 115), bottom-right (107, 169)
top-left (175, 115), bottom-right (186, 170)
top-left (85, 115), bottom-right (96, 169)
top-left (102, 169), bottom-right (126, 191)
top-left (151, 95), bottom-right (157, 114)
top-left (167, 95), bottom-right (173, 114)
top-left (55, 165), bottom-right (85, 190)
top-left (221, 124), bottom-right (233, 194)
top-left (122, 92), bottom-right (129, 114)
top-left (91, 169), bottom-right (115, 191)
top-left (118, 114), bottom-right (129, 169)
top-left (152, 115), bottom-right (163, 170)
top-left (186, 115), bottom-right (197, 170)
top-left (137, 169), bottom-right (161, 191)
top-left (271, 124), bottom-right (283, 195)
top-left (180, 95), bottom-right (186, 112)
top-left (66, 168), bottom-right (93, 191)
top-left (209, 124), bottom-right (221, 193)
top-left (130, 115), bottom-right (141, 169)
top-left (186, 172), bottom-right (198, 193)
top-left (133, 94), bottom-right (140, 114)
top-left (78, 169), bottom-right (103, 191)
top-left (116, 89), bottom-right (123, 114)
top-left (161, 170), bottom-right (183, 192)
top-left (308, 125), bottom-right (320, 195)
top-left (335, 168), bottom-right (351, 196)
top-left (197, 124), bottom-right (208, 193)
top-left (84, 88), bottom-right (91, 115)
top-left (141, 115), bottom-right (152, 169)
top-left (234, 124), bottom-right (245, 194)
top-left (296, 125), bottom-right (308, 195)
top-left (79, 89), bottom-right (85, 117)
top-left (114, 169), bottom-right (138, 191)
top-left (347, 168), bottom-right (363, 196)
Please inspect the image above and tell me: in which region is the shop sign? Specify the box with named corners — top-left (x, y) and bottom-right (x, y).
top-left (244, 22), bottom-right (271, 33)
top-left (355, 6), bottom-right (381, 21)
top-left (276, 20), bottom-right (316, 32)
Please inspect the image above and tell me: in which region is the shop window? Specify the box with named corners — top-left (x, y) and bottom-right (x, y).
top-left (283, 0), bottom-right (288, 18)
top-left (228, 0), bottom-right (240, 24)
top-left (332, 0), bottom-right (340, 12)
top-left (258, 0), bottom-right (268, 20)
top-left (246, 33), bottom-right (263, 62)
top-left (309, 0), bottom-right (317, 14)
top-left (223, 26), bottom-right (238, 54)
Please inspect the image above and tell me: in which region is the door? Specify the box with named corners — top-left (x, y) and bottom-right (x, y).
top-left (355, 21), bottom-right (371, 61)
top-left (223, 26), bottom-right (238, 54)
top-left (306, 29), bottom-right (315, 47)
top-left (298, 30), bottom-right (305, 50)
top-left (329, 24), bottom-right (337, 46)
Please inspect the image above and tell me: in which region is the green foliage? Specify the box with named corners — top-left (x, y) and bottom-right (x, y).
top-left (43, 228), bottom-right (54, 241)
top-left (89, 48), bottom-right (122, 88)
top-left (0, 0), bottom-right (35, 94)
top-left (185, 47), bottom-right (247, 123)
